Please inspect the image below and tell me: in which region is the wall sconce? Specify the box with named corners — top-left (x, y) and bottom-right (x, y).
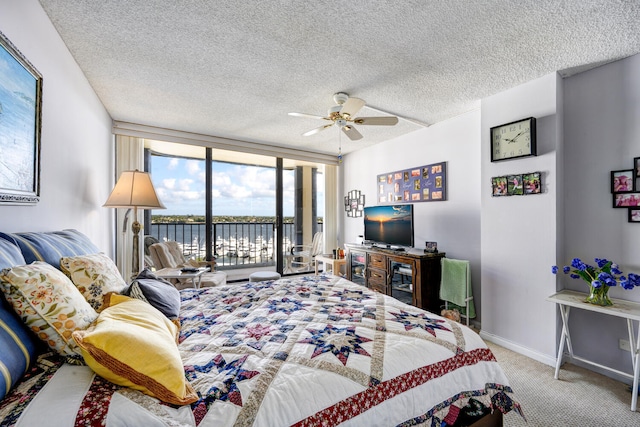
top-left (344, 190), bottom-right (365, 217)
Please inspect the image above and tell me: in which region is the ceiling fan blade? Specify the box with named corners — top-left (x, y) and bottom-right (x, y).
top-left (342, 125), bottom-right (363, 141)
top-left (340, 97), bottom-right (365, 118)
top-left (354, 116), bottom-right (399, 126)
top-left (303, 123), bottom-right (334, 137)
top-left (289, 112), bottom-right (330, 120)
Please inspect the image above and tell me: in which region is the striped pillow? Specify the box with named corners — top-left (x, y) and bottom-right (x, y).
top-left (0, 295), bottom-right (39, 400)
top-left (1, 229), bottom-right (100, 269)
top-left (0, 237), bottom-right (26, 271)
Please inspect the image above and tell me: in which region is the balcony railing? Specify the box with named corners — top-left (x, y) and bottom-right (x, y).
top-left (148, 222), bottom-right (322, 269)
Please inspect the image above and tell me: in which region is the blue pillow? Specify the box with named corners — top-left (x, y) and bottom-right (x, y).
top-left (2, 229), bottom-right (100, 269)
top-left (123, 269), bottom-right (181, 321)
top-left (0, 294), bottom-right (39, 400)
top-left (0, 237), bottom-right (26, 271)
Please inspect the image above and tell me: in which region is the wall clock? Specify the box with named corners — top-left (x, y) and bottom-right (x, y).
top-left (490, 117), bottom-right (537, 162)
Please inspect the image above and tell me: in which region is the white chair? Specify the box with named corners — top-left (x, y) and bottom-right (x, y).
top-left (289, 232), bottom-right (323, 272)
top-left (148, 241), bottom-right (226, 289)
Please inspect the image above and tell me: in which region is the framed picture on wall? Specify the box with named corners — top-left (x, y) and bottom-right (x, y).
top-left (613, 193), bottom-right (640, 208)
top-left (635, 157), bottom-right (640, 178)
top-left (507, 174), bottom-right (523, 195)
top-left (0, 30), bottom-right (43, 204)
top-left (629, 208), bottom-right (640, 223)
top-left (523, 172), bottom-right (542, 195)
top-left (491, 176), bottom-right (507, 196)
top-left (611, 169), bottom-right (634, 193)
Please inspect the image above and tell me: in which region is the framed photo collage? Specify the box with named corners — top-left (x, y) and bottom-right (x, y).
top-left (491, 172), bottom-right (541, 197)
top-left (376, 161), bottom-right (447, 204)
top-left (612, 157), bottom-right (640, 223)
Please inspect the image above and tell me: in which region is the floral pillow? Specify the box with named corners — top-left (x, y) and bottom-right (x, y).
top-left (0, 262), bottom-right (98, 361)
top-left (60, 253), bottom-right (127, 311)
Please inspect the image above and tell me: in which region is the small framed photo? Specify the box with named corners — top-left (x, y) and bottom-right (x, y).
top-left (613, 193), bottom-right (640, 208)
top-left (611, 169), bottom-right (634, 193)
top-left (629, 209), bottom-right (640, 223)
top-left (523, 172), bottom-right (542, 195)
top-left (507, 174), bottom-right (523, 196)
top-left (491, 176), bottom-right (507, 197)
top-left (425, 242), bottom-right (438, 253)
top-left (635, 157), bottom-right (640, 178)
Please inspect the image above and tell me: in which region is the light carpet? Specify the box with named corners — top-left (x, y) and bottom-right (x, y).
top-left (488, 341), bottom-right (640, 426)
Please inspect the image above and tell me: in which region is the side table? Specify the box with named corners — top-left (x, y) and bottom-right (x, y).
top-left (315, 254), bottom-right (346, 276)
top-left (155, 267), bottom-right (207, 289)
top-left (547, 290), bottom-right (640, 411)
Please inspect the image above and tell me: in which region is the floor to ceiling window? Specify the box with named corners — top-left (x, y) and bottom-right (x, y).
top-left (144, 139), bottom-right (325, 281)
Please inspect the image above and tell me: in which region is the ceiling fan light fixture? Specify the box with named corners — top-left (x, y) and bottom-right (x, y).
top-left (290, 92), bottom-right (399, 141)
top-left (333, 92), bottom-right (349, 105)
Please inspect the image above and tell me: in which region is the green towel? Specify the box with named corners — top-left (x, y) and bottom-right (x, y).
top-left (440, 258), bottom-right (475, 318)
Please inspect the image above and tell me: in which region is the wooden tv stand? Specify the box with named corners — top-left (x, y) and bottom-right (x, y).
top-left (344, 244), bottom-right (445, 313)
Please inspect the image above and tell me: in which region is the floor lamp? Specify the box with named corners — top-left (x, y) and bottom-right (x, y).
top-left (104, 170), bottom-right (165, 277)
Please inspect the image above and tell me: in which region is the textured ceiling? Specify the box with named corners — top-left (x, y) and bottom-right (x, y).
top-left (37, 0), bottom-right (640, 156)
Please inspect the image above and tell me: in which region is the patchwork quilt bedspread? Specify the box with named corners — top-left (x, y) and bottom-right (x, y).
top-left (0, 274), bottom-right (522, 427)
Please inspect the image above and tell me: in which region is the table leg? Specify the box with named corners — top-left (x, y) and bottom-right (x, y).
top-left (284, 255), bottom-right (293, 274)
top-left (629, 319), bottom-right (639, 412)
top-left (315, 259), bottom-right (320, 275)
top-left (555, 305), bottom-right (572, 379)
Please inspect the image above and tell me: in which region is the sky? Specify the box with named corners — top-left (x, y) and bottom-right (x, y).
top-left (150, 155), bottom-right (324, 217)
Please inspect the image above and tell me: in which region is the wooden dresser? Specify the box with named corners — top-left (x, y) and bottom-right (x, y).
top-left (344, 244), bottom-right (445, 313)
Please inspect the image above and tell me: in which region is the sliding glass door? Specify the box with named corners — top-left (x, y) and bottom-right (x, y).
top-left (145, 139), bottom-right (325, 280)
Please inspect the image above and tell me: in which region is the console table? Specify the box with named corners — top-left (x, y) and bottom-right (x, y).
top-left (345, 244), bottom-right (445, 312)
top-left (547, 290), bottom-right (640, 411)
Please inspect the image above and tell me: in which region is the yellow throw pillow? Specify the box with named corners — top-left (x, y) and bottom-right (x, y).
top-left (0, 262), bottom-right (98, 360)
top-left (72, 294), bottom-right (197, 405)
top-left (60, 253), bottom-right (127, 312)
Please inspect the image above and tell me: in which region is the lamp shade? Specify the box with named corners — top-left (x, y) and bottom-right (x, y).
top-left (103, 170), bottom-right (165, 209)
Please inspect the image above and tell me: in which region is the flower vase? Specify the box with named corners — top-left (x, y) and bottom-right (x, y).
top-left (586, 285), bottom-right (613, 306)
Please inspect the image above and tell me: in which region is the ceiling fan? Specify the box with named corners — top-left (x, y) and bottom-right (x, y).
top-left (288, 92), bottom-right (399, 141)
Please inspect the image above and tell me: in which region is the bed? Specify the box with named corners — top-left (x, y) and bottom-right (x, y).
top-left (0, 230), bottom-right (522, 426)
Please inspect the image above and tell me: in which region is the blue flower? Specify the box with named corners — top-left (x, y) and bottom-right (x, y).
top-left (552, 257), bottom-right (639, 294)
top-left (621, 277), bottom-right (634, 290)
top-left (595, 258), bottom-right (609, 268)
top-left (571, 258), bottom-right (587, 271)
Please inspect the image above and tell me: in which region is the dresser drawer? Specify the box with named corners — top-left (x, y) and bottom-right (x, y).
top-left (368, 268), bottom-right (387, 293)
top-left (368, 253), bottom-right (386, 270)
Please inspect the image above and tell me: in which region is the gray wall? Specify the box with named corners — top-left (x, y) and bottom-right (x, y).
top-left (561, 54), bottom-right (640, 377)
top-left (479, 73), bottom-right (561, 364)
top-left (342, 110), bottom-right (484, 322)
top-left (0, 0), bottom-right (115, 254)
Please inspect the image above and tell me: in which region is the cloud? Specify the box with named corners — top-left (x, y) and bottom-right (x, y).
top-left (186, 160), bottom-right (200, 176)
top-left (167, 158), bottom-right (179, 170)
top-left (151, 155), bottom-right (322, 216)
top-left (163, 178), bottom-right (176, 190)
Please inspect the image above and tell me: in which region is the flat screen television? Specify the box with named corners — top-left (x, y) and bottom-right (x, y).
top-left (363, 204), bottom-right (414, 248)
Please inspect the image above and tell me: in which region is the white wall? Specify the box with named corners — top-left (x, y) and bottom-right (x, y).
top-left (342, 110), bottom-right (483, 321)
top-left (479, 73), bottom-right (560, 364)
top-left (561, 54), bottom-right (640, 376)
top-left (0, 0), bottom-right (114, 253)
